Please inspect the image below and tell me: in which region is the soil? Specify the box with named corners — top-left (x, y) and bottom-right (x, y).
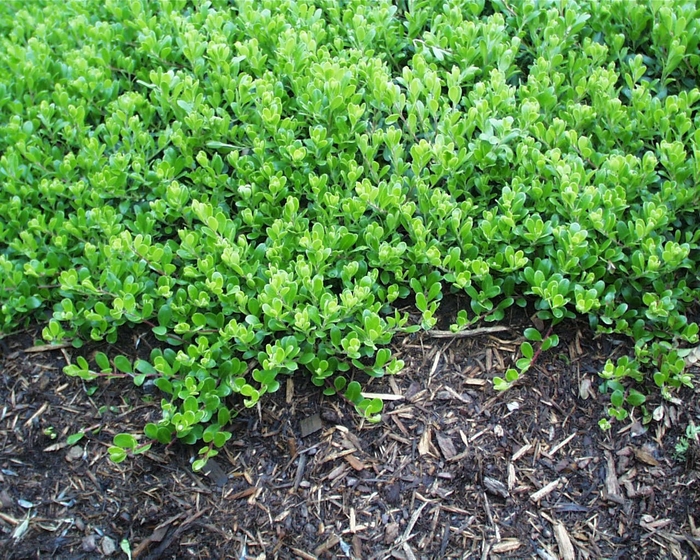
top-left (1, 307), bottom-right (699, 559)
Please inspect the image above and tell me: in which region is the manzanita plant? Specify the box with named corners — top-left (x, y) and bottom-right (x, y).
top-left (1, 0), bottom-right (699, 468)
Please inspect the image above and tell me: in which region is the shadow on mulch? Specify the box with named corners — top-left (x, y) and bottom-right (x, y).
top-left (1, 310), bottom-right (699, 559)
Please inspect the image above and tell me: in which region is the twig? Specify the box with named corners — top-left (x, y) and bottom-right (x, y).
top-left (426, 326), bottom-right (510, 338)
top-left (399, 501), bottom-right (429, 544)
top-left (23, 343), bottom-right (73, 353)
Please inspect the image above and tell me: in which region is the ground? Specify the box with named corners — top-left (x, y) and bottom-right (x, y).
top-left (1, 306), bottom-right (699, 559)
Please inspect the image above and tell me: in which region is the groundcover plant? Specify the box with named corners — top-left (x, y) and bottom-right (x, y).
top-left (0, 0), bottom-right (699, 469)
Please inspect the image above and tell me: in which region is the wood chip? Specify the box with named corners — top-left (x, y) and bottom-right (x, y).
top-left (326, 464), bottom-right (346, 481)
top-left (447, 449), bottom-right (471, 463)
top-left (289, 547), bottom-right (317, 560)
top-left (43, 442), bottom-right (68, 453)
top-left (314, 534), bottom-right (339, 556)
top-left (286, 377), bottom-right (294, 404)
top-left (201, 457), bottom-right (228, 487)
top-left (361, 392), bottom-right (404, 401)
top-left (436, 433), bottom-right (457, 460)
top-left (553, 521), bottom-right (576, 560)
top-left (343, 454), bottom-right (365, 471)
top-left (384, 522), bottom-right (400, 544)
top-left (511, 443), bottom-right (532, 462)
top-left (400, 501), bottom-right (429, 543)
top-left (300, 414), bottom-right (322, 438)
top-left (530, 478), bottom-right (561, 503)
top-left (132, 512), bottom-right (186, 557)
top-left (442, 385), bottom-right (472, 404)
top-left (491, 538), bottom-right (522, 553)
top-left (604, 451), bottom-right (624, 503)
top-left (418, 426), bottom-right (432, 456)
top-left (228, 487), bottom-right (258, 500)
top-left (579, 377), bottom-right (592, 400)
top-left (484, 476), bottom-right (509, 499)
top-left (293, 453), bottom-right (308, 492)
top-left (549, 433), bottom-right (577, 457)
top-left (402, 541), bottom-right (418, 560)
top-left (507, 462), bottom-right (516, 490)
top-left (463, 378), bottom-right (487, 387)
top-left (23, 402), bottom-right (48, 427)
top-left (633, 447), bottom-right (660, 467)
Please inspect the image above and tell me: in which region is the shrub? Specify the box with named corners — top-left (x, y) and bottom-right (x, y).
top-left (1, 0), bottom-right (698, 468)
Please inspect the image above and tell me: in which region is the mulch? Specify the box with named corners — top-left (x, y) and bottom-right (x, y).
top-left (1, 310), bottom-right (699, 559)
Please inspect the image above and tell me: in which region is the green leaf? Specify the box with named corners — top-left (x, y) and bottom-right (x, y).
top-left (66, 432), bottom-right (84, 445)
top-left (334, 376), bottom-right (347, 392)
top-left (94, 352), bottom-right (110, 371)
top-left (218, 407), bottom-right (230, 426)
top-left (206, 141), bottom-right (238, 151)
top-left (345, 381), bottom-right (362, 403)
top-left (493, 377), bottom-right (511, 391)
top-left (108, 447), bottom-right (128, 463)
top-left (135, 359), bottom-right (157, 374)
top-left (415, 292), bottom-right (427, 312)
top-left (183, 396), bottom-right (199, 413)
top-left (156, 427), bottom-right (173, 444)
top-left (113, 355), bottom-right (132, 374)
top-left (626, 389), bottom-right (646, 407)
top-left (154, 377), bottom-right (173, 394)
top-left (213, 431), bottom-right (230, 447)
top-left (132, 443), bottom-right (152, 455)
top-left (520, 342), bottom-right (534, 360)
top-left (157, 305), bottom-right (172, 326)
top-left (523, 328), bottom-right (542, 342)
top-left (541, 334), bottom-right (559, 351)
top-left (113, 433), bottom-right (138, 449)
top-left (144, 423), bottom-right (159, 440)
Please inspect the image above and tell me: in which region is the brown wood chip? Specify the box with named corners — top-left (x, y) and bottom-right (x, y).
top-left (553, 521), bottom-right (576, 560)
top-left (633, 447), bottom-right (660, 467)
top-left (418, 426), bottom-right (432, 456)
top-left (300, 413), bottom-right (322, 437)
top-left (314, 534), bottom-right (339, 556)
top-left (491, 538), bottom-right (522, 553)
top-left (435, 432), bottom-right (457, 460)
top-left (201, 457), bottom-right (228, 487)
top-left (343, 454), bottom-right (365, 471)
top-left (604, 451), bottom-right (624, 503)
top-left (484, 476), bottom-right (509, 499)
top-left (530, 478), bottom-right (561, 502)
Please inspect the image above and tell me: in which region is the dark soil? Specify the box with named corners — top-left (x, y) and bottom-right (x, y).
top-left (1, 311), bottom-right (699, 559)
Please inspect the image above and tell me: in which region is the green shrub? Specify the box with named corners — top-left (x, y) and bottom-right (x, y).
top-left (1, 0), bottom-right (698, 467)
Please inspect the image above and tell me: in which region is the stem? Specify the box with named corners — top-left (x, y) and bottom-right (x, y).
top-left (530, 324), bottom-right (554, 367)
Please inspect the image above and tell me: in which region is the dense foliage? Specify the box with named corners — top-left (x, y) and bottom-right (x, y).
top-left (1, 0), bottom-right (699, 468)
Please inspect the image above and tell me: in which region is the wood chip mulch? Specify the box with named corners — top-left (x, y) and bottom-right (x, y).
top-left (1, 316), bottom-right (699, 559)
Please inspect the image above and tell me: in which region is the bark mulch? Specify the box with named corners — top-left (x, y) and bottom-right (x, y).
top-left (1, 313), bottom-right (699, 559)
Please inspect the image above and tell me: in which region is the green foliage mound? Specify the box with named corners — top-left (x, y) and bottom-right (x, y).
top-left (1, 0), bottom-right (699, 467)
